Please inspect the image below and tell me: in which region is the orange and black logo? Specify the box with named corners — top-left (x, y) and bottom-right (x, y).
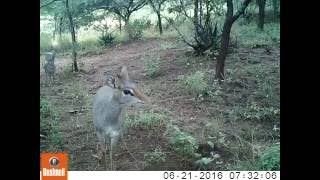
top-left (41, 152), bottom-right (68, 180)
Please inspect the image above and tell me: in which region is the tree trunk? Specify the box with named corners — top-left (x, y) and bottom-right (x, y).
top-left (194, 0), bottom-right (199, 25)
top-left (124, 19), bottom-right (131, 38)
top-left (157, 11), bottom-right (163, 35)
top-left (216, 20), bottom-right (233, 81)
top-left (215, 0), bottom-right (252, 81)
top-left (53, 15), bottom-right (58, 42)
top-left (59, 16), bottom-right (63, 40)
top-left (66, 0), bottom-right (78, 72)
top-left (118, 15), bottom-right (122, 32)
top-left (257, 0), bottom-right (266, 30)
top-left (272, 0), bottom-right (279, 19)
top-left (199, 0), bottom-right (203, 25)
top-left (123, 14), bottom-right (132, 38)
top-left (205, 0), bottom-right (210, 26)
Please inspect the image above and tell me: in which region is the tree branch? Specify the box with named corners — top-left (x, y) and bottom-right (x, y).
top-left (163, 16), bottom-right (195, 48)
top-left (40, 0), bottom-right (60, 9)
top-left (232, 0), bottom-right (252, 22)
top-left (130, 0), bottom-right (147, 12)
top-left (178, 0), bottom-right (192, 20)
top-left (148, 0), bottom-right (157, 12)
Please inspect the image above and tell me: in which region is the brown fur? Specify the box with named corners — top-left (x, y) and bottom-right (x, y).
top-left (133, 88), bottom-right (150, 103)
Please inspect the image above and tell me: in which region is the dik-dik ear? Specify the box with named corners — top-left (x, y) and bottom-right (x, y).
top-left (115, 66), bottom-right (130, 89)
top-left (118, 66), bottom-right (129, 81)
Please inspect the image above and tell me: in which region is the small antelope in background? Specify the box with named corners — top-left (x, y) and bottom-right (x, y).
top-left (93, 66), bottom-right (149, 170)
top-left (43, 52), bottom-right (56, 83)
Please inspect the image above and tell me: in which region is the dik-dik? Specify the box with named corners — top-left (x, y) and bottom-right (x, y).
top-left (43, 52), bottom-right (56, 83)
top-left (93, 66), bottom-right (149, 170)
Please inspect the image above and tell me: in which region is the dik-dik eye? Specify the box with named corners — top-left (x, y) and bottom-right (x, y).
top-left (123, 89), bottom-right (134, 96)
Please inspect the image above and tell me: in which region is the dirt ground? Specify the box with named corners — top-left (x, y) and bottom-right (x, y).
top-left (40, 38), bottom-right (280, 170)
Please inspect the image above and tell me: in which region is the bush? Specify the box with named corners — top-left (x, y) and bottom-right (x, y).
top-left (98, 32), bottom-right (115, 47)
top-left (178, 71), bottom-right (208, 97)
top-left (144, 147), bottom-right (166, 164)
top-left (258, 143), bottom-right (280, 170)
top-left (128, 19), bottom-right (149, 40)
top-left (195, 157), bottom-right (215, 170)
top-left (169, 126), bottom-right (198, 158)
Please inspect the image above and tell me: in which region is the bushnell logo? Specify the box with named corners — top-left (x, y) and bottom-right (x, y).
top-left (49, 157), bottom-right (60, 167)
top-left (41, 152), bottom-right (68, 180)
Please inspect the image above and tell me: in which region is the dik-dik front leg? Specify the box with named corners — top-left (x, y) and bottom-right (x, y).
top-left (93, 131), bottom-right (107, 165)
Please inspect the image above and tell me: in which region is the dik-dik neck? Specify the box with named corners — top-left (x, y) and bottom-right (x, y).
top-left (111, 89), bottom-right (124, 109)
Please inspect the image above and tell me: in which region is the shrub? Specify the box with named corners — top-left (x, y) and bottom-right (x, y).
top-left (178, 71), bottom-right (208, 97)
top-left (144, 147), bottom-right (166, 164)
top-left (98, 32), bottom-right (115, 47)
top-left (169, 126), bottom-right (198, 158)
top-left (128, 19), bottom-right (149, 40)
top-left (258, 143), bottom-right (280, 170)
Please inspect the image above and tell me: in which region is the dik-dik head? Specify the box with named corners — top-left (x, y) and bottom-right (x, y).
top-left (116, 66), bottom-right (149, 107)
top-left (45, 52), bottom-right (56, 64)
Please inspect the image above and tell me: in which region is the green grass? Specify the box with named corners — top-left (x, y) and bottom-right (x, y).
top-left (40, 33), bottom-right (52, 52)
top-left (40, 10), bottom-right (280, 170)
top-left (159, 40), bottom-right (182, 50)
top-left (57, 63), bottom-right (74, 80)
top-left (178, 71), bottom-right (209, 97)
top-left (125, 110), bottom-right (167, 130)
top-left (195, 157), bottom-right (216, 170)
top-left (232, 22), bottom-right (280, 47)
top-left (64, 81), bottom-right (89, 107)
top-left (40, 98), bottom-right (64, 152)
top-left (167, 125), bottom-right (199, 159)
top-left (40, 98), bottom-right (57, 120)
top-left (257, 143), bottom-right (280, 170)
top-left (231, 102), bottom-right (280, 122)
top-left (143, 54), bottom-right (162, 78)
top-left (40, 29), bottom-right (133, 56)
top-left (144, 147), bottom-right (166, 164)
top-left (229, 143), bottom-right (280, 171)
